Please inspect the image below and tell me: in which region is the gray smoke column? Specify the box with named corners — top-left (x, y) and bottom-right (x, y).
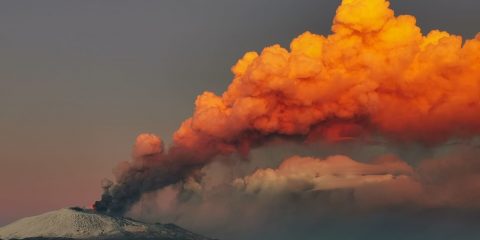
top-left (94, 131), bottom-right (281, 215)
top-left (94, 144), bottom-right (210, 215)
top-left (94, 0), bottom-right (480, 215)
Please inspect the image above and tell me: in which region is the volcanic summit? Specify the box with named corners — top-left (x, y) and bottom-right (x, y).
top-left (0, 207), bottom-right (213, 240)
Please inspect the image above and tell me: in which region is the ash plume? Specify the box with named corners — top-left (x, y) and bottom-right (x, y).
top-left (94, 0), bottom-right (480, 216)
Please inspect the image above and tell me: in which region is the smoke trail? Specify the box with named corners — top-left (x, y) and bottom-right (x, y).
top-left (94, 0), bottom-right (480, 215)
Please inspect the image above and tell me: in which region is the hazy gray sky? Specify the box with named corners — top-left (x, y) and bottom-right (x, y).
top-left (0, 0), bottom-right (479, 226)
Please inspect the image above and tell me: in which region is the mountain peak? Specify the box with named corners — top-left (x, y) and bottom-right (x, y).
top-left (0, 208), bottom-right (213, 240)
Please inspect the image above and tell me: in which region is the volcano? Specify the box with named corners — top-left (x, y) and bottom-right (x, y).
top-left (0, 208), bottom-right (214, 240)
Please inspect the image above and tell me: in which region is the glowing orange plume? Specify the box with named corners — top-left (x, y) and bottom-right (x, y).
top-left (174, 0), bottom-right (480, 155)
top-left (94, 0), bottom-right (480, 215)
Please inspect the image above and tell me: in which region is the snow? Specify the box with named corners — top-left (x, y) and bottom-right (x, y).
top-left (0, 208), bottom-right (210, 240)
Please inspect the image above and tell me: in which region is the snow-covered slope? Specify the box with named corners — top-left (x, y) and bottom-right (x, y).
top-left (0, 208), bottom-right (212, 240)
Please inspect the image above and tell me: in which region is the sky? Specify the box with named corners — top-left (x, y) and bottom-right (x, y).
top-left (1, 0), bottom-right (480, 237)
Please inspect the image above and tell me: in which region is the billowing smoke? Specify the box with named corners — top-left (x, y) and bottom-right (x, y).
top-left (132, 133), bottom-right (164, 158)
top-left (94, 0), bottom-right (480, 216)
top-left (124, 147), bottom-right (480, 240)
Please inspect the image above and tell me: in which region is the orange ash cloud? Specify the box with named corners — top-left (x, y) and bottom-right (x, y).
top-left (95, 0), bottom-right (480, 215)
top-left (173, 0), bottom-right (480, 157)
